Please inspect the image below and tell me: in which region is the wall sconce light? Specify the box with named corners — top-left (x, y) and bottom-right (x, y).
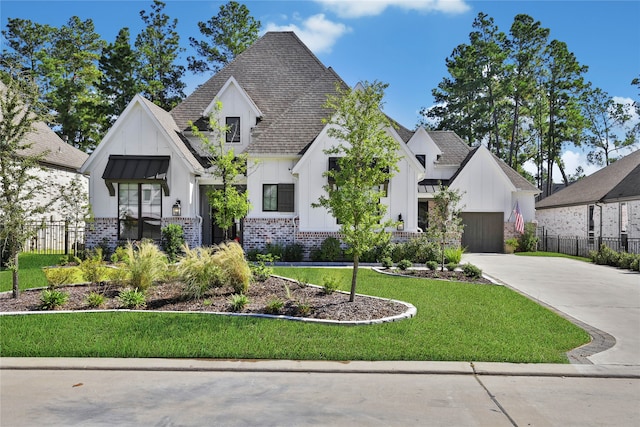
top-left (397, 214), bottom-right (404, 231)
top-left (172, 200), bottom-right (181, 217)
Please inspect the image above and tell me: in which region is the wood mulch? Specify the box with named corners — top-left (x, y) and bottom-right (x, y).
top-left (379, 268), bottom-right (493, 285)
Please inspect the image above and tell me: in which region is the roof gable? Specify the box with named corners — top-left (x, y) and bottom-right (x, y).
top-left (203, 76), bottom-right (263, 118)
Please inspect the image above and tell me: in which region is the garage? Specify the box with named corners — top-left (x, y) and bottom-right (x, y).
top-left (460, 212), bottom-right (504, 253)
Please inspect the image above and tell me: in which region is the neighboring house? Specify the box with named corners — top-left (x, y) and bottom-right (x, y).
top-left (536, 149), bottom-right (640, 248)
top-left (80, 31), bottom-right (539, 255)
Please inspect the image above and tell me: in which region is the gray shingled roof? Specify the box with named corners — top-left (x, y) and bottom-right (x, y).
top-left (427, 131), bottom-right (472, 165)
top-left (536, 149), bottom-right (640, 208)
top-left (171, 32), bottom-right (345, 156)
top-left (20, 121), bottom-right (88, 171)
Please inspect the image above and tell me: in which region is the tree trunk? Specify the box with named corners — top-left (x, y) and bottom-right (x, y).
top-left (12, 250), bottom-right (19, 299)
top-left (350, 254), bottom-right (359, 302)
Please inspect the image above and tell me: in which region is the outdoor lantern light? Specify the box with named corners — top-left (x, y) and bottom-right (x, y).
top-left (397, 214), bottom-right (404, 231)
top-left (172, 200), bottom-right (181, 217)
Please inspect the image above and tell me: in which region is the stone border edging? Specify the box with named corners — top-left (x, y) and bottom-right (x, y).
top-left (0, 275), bottom-right (417, 326)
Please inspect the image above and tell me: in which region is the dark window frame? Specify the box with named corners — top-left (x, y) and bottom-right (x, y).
top-left (226, 117), bottom-right (240, 143)
top-left (262, 183), bottom-right (294, 212)
top-left (118, 182), bottom-right (163, 241)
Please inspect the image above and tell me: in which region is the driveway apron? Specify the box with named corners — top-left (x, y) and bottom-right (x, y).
top-left (462, 254), bottom-right (640, 365)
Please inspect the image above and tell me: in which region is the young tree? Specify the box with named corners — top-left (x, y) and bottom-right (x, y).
top-left (189, 101), bottom-right (249, 241)
top-left (58, 177), bottom-right (93, 257)
top-left (581, 87), bottom-right (635, 166)
top-left (188, 1), bottom-right (261, 74)
top-left (0, 67), bottom-right (49, 298)
top-left (98, 27), bottom-right (141, 130)
top-left (136, 0), bottom-right (186, 110)
top-left (314, 81), bottom-right (401, 302)
top-left (427, 185), bottom-right (464, 271)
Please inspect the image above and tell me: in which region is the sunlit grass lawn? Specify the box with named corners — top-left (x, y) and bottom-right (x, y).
top-left (0, 266), bottom-right (589, 363)
top-left (0, 253), bottom-right (62, 292)
top-left (515, 251), bottom-right (591, 262)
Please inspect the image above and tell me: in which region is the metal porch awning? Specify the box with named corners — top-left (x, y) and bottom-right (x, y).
top-left (102, 155), bottom-right (170, 196)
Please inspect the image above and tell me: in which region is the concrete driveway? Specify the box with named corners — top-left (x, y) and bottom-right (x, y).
top-left (463, 254), bottom-right (640, 365)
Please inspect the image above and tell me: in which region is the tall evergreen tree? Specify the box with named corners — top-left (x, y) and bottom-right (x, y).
top-left (98, 27), bottom-right (141, 129)
top-left (135, 0), bottom-right (185, 110)
top-left (188, 1), bottom-right (261, 74)
top-left (40, 16), bottom-right (106, 151)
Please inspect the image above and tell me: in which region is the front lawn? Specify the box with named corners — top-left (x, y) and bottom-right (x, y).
top-left (0, 253), bottom-right (62, 292)
top-left (0, 267), bottom-right (589, 362)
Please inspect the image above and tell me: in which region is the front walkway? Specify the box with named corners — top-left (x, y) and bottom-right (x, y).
top-left (463, 253), bottom-right (640, 365)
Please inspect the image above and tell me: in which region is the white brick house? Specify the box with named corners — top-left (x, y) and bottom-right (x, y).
top-left (81, 32), bottom-right (539, 255)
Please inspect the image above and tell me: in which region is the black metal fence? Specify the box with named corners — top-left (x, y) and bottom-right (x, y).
top-left (536, 228), bottom-right (640, 258)
top-left (1, 220), bottom-right (85, 256)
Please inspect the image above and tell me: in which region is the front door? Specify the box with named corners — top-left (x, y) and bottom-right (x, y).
top-left (199, 185), bottom-right (245, 246)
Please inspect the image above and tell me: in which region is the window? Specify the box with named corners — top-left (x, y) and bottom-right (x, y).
top-left (226, 117), bottom-right (240, 143)
top-left (118, 183), bottom-right (162, 240)
top-left (262, 184), bottom-right (294, 212)
top-left (620, 202), bottom-right (628, 234)
top-left (588, 204), bottom-right (595, 242)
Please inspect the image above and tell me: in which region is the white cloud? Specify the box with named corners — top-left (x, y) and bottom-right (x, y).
top-left (315, 0), bottom-right (470, 18)
top-left (264, 14), bottom-right (351, 54)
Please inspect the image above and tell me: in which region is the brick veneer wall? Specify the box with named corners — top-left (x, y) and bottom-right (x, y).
top-left (86, 217), bottom-right (201, 252)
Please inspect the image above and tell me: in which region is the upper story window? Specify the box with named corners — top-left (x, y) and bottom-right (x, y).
top-left (226, 117), bottom-right (240, 143)
top-left (620, 202), bottom-right (628, 234)
top-left (588, 204), bottom-right (595, 235)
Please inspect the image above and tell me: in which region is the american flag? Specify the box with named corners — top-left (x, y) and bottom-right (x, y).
top-left (514, 202), bottom-right (525, 235)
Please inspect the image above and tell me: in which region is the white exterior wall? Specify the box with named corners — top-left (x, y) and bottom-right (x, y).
top-left (537, 200), bottom-right (640, 239)
top-left (87, 102), bottom-right (197, 220)
top-left (246, 157), bottom-right (298, 219)
top-left (216, 82), bottom-right (259, 155)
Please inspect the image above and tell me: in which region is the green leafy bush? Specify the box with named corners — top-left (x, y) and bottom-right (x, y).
top-left (296, 302), bottom-right (312, 317)
top-left (80, 251), bottom-right (108, 284)
top-left (617, 252), bottom-right (636, 269)
top-left (40, 289), bottom-right (69, 310)
top-left (43, 267), bottom-right (75, 288)
top-left (461, 263), bottom-right (482, 279)
top-left (118, 288), bottom-right (146, 309)
top-left (391, 235), bottom-right (441, 263)
top-left (397, 259), bottom-right (412, 270)
top-left (425, 260), bottom-right (439, 271)
top-left (265, 298), bottom-right (284, 314)
top-left (444, 246), bottom-right (464, 264)
top-left (381, 257), bottom-right (393, 269)
top-left (110, 245), bottom-right (129, 264)
top-left (250, 253), bottom-right (276, 282)
top-left (161, 224), bottom-right (185, 263)
top-left (518, 223), bottom-right (538, 252)
top-left (85, 291), bottom-right (106, 308)
top-left (446, 262), bottom-right (458, 271)
top-left (125, 240), bottom-right (168, 292)
top-left (322, 276), bottom-right (340, 294)
top-left (264, 242), bottom-right (285, 260)
top-left (283, 243), bottom-right (304, 262)
top-left (229, 293), bottom-right (249, 312)
top-left (631, 256), bottom-right (640, 272)
top-left (311, 237), bottom-right (343, 262)
top-left (590, 244), bottom-right (620, 266)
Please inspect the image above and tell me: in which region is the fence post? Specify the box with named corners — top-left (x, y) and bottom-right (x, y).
top-left (64, 220), bottom-right (69, 255)
top-left (576, 237), bottom-right (579, 257)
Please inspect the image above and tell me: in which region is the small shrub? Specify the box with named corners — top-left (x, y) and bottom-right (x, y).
top-left (80, 252), bottom-right (108, 284)
top-left (617, 252), bottom-right (635, 269)
top-left (40, 289), bottom-right (69, 310)
top-left (296, 302), bottom-right (312, 317)
top-left (264, 242), bottom-right (285, 260)
top-left (293, 272), bottom-right (309, 288)
top-left (518, 223), bottom-right (538, 252)
top-left (125, 240), bottom-right (168, 291)
top-left (265, 298), bottom-right (284, 314)
top-left (446, 262), bottom-right (459, 271)
top-left (110, 246), bottom-right (129, 264)
top-left (229, 293), bottom-right (249, 312)
top-left (319, 237), bottom-right (343, 262)
top-left (461, 263), bottom-right (482, 279)
top-left (214, 241), bottom-right (252, 294)
top-left (425, 260), bottom-right (439, 271)
top-left (283, 243), bottom-right (304, 262)
top-left (381, 257), bottom-right (393, 269)
top-left (85, 291), bottom-right (106, 308)
top-left (118, 288), bottom-right (146, 309)
top-left (58, 254), bottom-right (81, 266)
top-left (322, 276), bottom-right (340, 294)
top-left (43, 267), bottom-right (75, 288)
top-left (246, 248), bottom-right (263, 261)
top-left (631, 256), bottom-right (640, 272)
top-left (504, 238), bottom-right (519, 252)
top-left (397, 259), bottom-right (412, 270)
top-left (250, 253), bottom-right (277, 282)
top-left (392, 235), bottom-right (441, 263)
top-left (591, 244), bottom-right (620, 266)
top-left (161, 224), bottom-right (185, 263)
top-left (444, 246), bottom-right (464, 264)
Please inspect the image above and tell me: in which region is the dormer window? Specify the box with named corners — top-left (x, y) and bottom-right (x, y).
top-left (226, 117), bottom-right (240, 143)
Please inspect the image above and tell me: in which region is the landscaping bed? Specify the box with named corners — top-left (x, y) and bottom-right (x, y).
top-left (377, 267), bottom-right (493, 284)
top-left (0, 276), bottom-right (410, 322)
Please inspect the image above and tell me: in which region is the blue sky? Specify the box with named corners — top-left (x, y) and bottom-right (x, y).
top-left (2, 0), bottom-right (639, 178)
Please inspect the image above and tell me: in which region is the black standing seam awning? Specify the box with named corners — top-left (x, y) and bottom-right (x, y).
top-left (102, 155), bottom-right (170, 196)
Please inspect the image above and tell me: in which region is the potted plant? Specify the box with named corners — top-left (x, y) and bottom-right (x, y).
top-left (504, 238), bottom-right (519, 254)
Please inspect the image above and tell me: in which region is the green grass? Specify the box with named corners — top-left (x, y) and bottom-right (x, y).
top-left (0, 267), bottom-right (589, 363)
top-left (515, 251), bottom-right (591, 263)
top-left (0, 253), bottom-right (62, 292)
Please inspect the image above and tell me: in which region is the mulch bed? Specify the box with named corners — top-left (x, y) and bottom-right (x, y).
top-left (379, 268), bottom-right (493, 285)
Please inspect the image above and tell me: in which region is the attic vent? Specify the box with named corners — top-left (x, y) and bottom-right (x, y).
top-left (436, 154), bottom-right (442, 162)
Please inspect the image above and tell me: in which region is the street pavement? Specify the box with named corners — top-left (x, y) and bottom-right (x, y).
top-left (2, 255), bottom-right (639, 426)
